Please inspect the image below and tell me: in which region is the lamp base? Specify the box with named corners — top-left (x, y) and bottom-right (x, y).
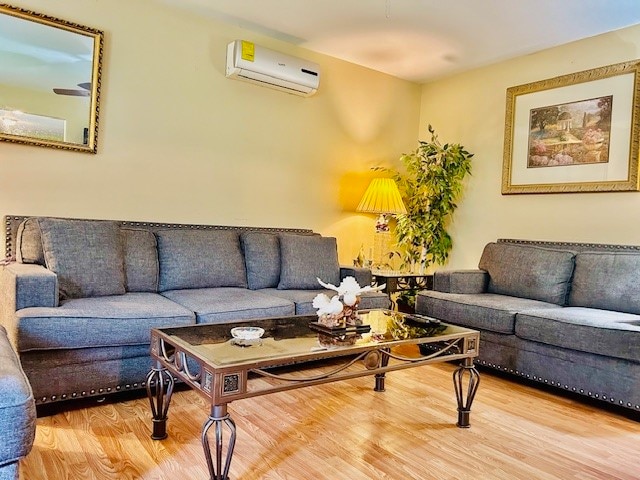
top-left (375, 214), bottom-right (390, 233)
top-left (372, 231), bottom-right (392, 268)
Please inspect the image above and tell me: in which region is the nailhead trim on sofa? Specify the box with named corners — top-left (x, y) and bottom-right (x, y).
top-left (477, 359), bottom-right (640, 410)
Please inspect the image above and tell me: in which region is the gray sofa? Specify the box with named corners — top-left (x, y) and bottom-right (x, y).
top-left (416, 239), bottom-right (640, 413)
top-left (0, 215), bottom-right (389, 407)
top-left (0, 325), bottom-right (35, 480)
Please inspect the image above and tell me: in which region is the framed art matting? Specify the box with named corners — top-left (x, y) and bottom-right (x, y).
top-left (502, 60), bottom-right (640, 194)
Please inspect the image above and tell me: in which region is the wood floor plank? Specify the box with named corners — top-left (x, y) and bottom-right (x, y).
top-left (21, 363), bottom-right (640, 479)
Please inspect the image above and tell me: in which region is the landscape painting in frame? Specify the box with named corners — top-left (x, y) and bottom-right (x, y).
top-left (502, 59), bottom-right (640, 194)
top-left (528, 96), bottom-right (612, 168)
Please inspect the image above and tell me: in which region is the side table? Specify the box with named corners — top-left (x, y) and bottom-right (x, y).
top-left (371, 270), bottom-right (433, 311)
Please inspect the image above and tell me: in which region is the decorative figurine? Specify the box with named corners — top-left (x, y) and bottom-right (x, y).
top-left (312, 276), bottom-right (385, 327)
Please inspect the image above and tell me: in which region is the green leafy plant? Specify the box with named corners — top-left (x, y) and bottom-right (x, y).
top-left (396, 288), bottom-right (419, 313)
top-left (378, 125), bottom-right (474, 273)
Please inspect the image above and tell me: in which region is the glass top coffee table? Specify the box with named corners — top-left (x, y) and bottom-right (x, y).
top-left (147, 309), bottom-right (480, 480)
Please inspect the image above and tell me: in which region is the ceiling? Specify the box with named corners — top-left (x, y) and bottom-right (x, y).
top-left (161, 0), bottom-right (640, 83)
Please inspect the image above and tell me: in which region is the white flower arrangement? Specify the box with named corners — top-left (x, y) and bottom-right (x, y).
top-left (312, 276), bottom-right (385, 322)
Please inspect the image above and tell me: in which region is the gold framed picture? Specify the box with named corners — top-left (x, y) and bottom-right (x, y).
top-left (502, 60), bottom-right (640, 194)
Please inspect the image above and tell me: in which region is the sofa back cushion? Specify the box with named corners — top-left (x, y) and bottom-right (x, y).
top-left (156, 229), bottom-right (247, 291)
top-left (277, 234), bottom-right (340, 289)
top-left (122, 228), bottom-right (159, 292)
top-left (241, 232), bottom-right (281, 290)
top-left (478, 242), bottom-right (575, 305)
top-left (16, 217), bottom-right (45, 264)
top-left (15, 218), bottom-right (159, 293)
top-left (568, 251), bottom-right (640, 314)
top-left (38, 218), bottom-right (127, 300)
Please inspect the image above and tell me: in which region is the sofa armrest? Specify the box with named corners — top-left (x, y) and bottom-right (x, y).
top-left (433, 269), bottom-right (488, 294)
top-left (340, 266), bottom-right (372, 287)
top-left (0, 263), bottom-right (58, 350)
top-left (0, 325), bottom-right (36, 470)
top-left (0, 263), bottom-right (59, 311)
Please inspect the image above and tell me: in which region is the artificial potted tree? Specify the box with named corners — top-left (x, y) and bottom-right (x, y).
top-left (379, 125), bottom-right (474, 311)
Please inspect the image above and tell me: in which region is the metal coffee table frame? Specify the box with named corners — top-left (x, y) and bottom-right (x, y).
top-left (147, 310), bottom-right (480, 480)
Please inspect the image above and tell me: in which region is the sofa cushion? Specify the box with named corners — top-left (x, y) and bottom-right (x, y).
top-left (433, 270), bottom-right (488, 294)
top-left (161, 288), bottom-right (294, 324)
top-left (358, 291), bottom-right (392, 311)
top-left (277, 234), bottom-right (340, 290)
top-left (568, 251), bottom-right (640, 314)
top-left (261, 288), bottom-right (390, 315)
top-left (123, 228), bottom-right (159, 292)
top-left (15, 293), bottom-right (195, 352)
top-left (156, 229), bottom-right (247, 291)
top-left (338, 266), bottom-right (372, 290)
top-left (16, 219), bottom-right (160, 294)
top-left (416, 290), bottom-right (563, 334)
top-left (478, 242), bottom-right (575, 305)
top-left (16, 217), bottom-right (45, 264)
top-left (241, 232), bottom-right (280, 290)
top-left (515, 307), bottom-right (640, 363)
top-left (0, 326), bottom-right (36, 468)
top-left (38, 218), bottom-right (126, 300)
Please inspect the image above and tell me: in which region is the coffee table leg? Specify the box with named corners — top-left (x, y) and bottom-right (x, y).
top-left (374, 348), bottom-right (390, 392)
top-left (453, 358), bottom-right (480, 428)
top-left (146, 363), bottom-right (175, 440)
top-left (202, 404), bottom-right (236, 480)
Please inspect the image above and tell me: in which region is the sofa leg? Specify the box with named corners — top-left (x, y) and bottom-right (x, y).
top-left (453, 358), bottom-right (480, 428)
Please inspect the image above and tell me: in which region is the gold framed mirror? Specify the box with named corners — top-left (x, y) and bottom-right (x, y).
top-left (0, 4), bottom-right (104, 153)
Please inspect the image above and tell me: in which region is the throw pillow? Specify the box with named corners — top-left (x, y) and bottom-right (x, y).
top-left (277, 234), bottom-right (340, 290)
top-left (156, 229), bottom-right (247, 291)
top-left (38, 218), bottom-right (126, 300)
top-left (241, 232), bottom-right (281, 290)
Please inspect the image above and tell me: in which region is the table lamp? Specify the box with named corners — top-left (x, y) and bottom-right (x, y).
top-left (356, 178), bottom-right (407, 267)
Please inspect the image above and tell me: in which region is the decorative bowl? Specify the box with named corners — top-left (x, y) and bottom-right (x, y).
top-left (230, 326), bottom-right (265, 341)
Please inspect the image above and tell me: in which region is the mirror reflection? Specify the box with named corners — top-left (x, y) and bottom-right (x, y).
top-left (0, 5), bottom-right (103, 153)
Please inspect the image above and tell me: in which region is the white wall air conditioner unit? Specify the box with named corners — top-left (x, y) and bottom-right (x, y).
top-left (225, 40), bottom-right (320, 97)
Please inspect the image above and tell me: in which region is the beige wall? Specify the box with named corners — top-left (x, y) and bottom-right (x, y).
top-left (420, 24), bottom-right (640, 269)
top-left (0, 0), bottom-right (421, 264)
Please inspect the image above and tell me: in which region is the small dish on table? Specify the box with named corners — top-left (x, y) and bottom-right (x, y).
top-left (230, 326), bottom-right (265, 347)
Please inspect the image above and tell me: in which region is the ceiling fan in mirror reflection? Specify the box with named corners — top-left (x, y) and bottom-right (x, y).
top-left (53, 82), bottom-right (91, 97)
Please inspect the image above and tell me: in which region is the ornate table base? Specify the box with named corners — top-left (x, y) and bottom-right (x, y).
top-left (453, 358), bottom-right (480, 428)
top-left (201, 404), bottom-right (236, 480)
top-left (146, 311), bottom-right (480, 478)
top-left (147, 358), bottom-right (480, 478)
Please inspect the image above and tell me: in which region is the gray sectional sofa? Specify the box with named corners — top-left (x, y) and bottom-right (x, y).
top-left (0, 215), bottom-right (389, 407)
top-left (416, 239), bottom-right (640, 413)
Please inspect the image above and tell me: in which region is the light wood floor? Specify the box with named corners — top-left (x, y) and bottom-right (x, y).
top-left (21, 363), bottom-right (640, 480)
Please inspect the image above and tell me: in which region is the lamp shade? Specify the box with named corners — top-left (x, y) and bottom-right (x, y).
top-left (356, 178), bottom-right (407, 215)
